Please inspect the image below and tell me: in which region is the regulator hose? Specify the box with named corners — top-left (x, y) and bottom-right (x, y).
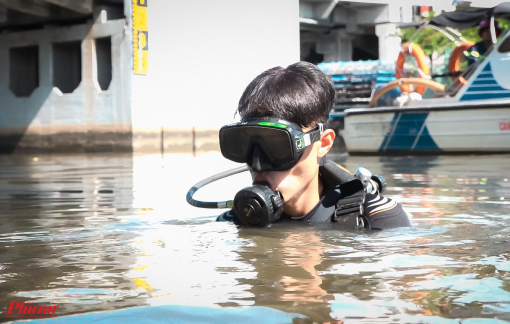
top-left (186, 165), bottom-right (249, 209)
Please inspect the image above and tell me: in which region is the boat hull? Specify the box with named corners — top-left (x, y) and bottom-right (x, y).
top-left (341, 106), bottom-right (510, 153)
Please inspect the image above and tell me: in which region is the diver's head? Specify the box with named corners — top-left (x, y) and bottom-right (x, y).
top-left (220, 62), bottom-right (336, 214)
top-left (236, 62), bottom-right (334, 128)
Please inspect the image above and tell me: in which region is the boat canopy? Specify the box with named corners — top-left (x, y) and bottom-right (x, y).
top-left (430, 3), bottom-right (510, 30)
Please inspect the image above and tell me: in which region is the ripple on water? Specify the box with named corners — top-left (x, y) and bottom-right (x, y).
top-left (0, 154), bottom-right (509, 323)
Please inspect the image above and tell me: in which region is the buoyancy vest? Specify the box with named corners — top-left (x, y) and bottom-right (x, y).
top-left (319, 158), bottom-right (355, 185)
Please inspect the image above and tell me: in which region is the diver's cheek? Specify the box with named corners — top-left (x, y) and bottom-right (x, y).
top-left (271, 177), bottom-right (288, 192)
top-left (275, 177), bottom-right (300, 199)
top-left (264, 171), bottom-right (289, 191)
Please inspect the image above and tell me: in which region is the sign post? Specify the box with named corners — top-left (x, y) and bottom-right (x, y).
top-left (133, 0), bottom-right (148, 75)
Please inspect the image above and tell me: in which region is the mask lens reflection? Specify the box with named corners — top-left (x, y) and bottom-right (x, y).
top-left (220, 126), bottom-right (293, 163)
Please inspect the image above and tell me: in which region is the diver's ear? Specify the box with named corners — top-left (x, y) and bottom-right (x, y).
top-left (317, 128), bottom-right (335, 158)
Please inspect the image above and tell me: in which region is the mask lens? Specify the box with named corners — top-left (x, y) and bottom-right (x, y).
top-left (220, 127), bottom-right (251, 162)
top-left (220, 126), bottom-right (293, 163)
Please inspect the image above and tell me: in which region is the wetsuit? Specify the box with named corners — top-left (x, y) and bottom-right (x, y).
top-left (217, 160), bottom-right (411, 230)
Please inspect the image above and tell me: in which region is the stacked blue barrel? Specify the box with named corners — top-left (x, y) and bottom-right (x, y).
top-left (318, 60), bottom-right (398, 111)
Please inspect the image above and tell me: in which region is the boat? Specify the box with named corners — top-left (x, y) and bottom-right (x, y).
top-left (339, 3), bottom-right (510, 154)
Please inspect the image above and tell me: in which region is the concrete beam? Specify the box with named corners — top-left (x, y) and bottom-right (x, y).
top-left (318, 0), bottom-right (339, 20)
top-left (340, 4), bottom-right (389, 25)
top-left (299, 2), bottom-right (314, 19)
top-left (0, 0), bottom-right (50, 17)
top-left (42, 0), bottom-right (92, 14)
top-left (0, 4), bottom-right (7, 23)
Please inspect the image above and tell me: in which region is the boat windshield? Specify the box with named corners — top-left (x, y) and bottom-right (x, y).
top-left (398, 23), bottom-right (509, 98)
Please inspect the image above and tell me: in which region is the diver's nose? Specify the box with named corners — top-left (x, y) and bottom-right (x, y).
top-left (247, 145), bottom-right (266, 172)
top-left (247, 145), bottom-right (276, 171)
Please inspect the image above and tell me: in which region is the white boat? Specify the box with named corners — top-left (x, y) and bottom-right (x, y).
top-left (340, 4), bottom-right (510, 154)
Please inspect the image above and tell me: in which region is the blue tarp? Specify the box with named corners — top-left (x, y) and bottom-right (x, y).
top-left (20, 305), bottom-right (304, 324)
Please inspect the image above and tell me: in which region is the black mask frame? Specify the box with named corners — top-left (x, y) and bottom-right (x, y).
top-left (219, 117), bottom-right (324, 171)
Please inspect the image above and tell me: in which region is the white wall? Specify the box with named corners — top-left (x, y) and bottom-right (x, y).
top-left (131, 0), bottom-right (300, 153)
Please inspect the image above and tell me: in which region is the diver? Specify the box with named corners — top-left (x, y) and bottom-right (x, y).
top-left (467, 18), bottom-right (502, 65)
top-left (191, 62), bottom-right (410, 230)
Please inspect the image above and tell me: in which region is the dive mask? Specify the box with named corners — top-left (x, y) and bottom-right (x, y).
top-left (219, 117), bottom-right (324, 171)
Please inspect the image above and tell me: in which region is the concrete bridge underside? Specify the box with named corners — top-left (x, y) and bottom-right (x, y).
top-left (0, 0), bottom-right (300, 155)
top-left (0, 0), bottom-right (130, 153)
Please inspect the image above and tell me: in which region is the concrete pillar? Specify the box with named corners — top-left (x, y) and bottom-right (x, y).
top-left (317, 29), bottom-right (353, 62)
top-left (0, 18), bottom-right (131, 153)
top-left (376, 23), bottom-right (401, 62)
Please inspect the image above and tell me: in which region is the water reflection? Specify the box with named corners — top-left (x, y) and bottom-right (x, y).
top-left (0, 154), bottom-right (143, 320)
top-left (0, 154), bottom-right (509, 323)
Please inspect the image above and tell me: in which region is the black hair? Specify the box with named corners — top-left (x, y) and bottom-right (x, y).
top-left (236, 61), bottom-right (335, 129)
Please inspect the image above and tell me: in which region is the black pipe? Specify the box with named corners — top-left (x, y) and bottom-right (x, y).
top-left (186, 165), bottom-right (248, 208)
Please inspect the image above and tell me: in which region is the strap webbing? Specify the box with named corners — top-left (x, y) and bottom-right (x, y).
top-left (333, 179), bottom-right (370, 229)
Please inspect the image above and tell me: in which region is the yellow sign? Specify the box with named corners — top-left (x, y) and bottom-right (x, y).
top-left (133, 0), bottom-right (148, 75)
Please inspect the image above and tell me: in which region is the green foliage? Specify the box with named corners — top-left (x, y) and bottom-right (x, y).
top-left (403, 28), bottom-right (455, 56)
top-left (460, 27), bottom-right (481, 43)
top-left (461, 19), bottom-right (510, 41)
top-left (398, 11), bottom-right (510, 56)
top-left (397, 10), bottom-right (510, 90)
top-left (399, 11), bottom-right (457, 56)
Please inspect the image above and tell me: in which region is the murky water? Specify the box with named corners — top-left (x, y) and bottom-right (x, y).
top-left (0, 153), bottom-right (509, 323)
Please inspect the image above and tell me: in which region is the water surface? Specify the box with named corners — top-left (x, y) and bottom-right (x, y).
top-left (0, 153), bottom-right (509, 323)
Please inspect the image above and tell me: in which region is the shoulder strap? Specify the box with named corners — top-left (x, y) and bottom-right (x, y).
top-left (333, 179), bottom-right (371, 229)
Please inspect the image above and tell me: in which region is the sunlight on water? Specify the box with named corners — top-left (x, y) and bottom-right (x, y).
top-left (0, 154), bottom-right (509, 323)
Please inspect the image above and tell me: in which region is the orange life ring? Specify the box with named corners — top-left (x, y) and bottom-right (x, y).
top-left (448, 41), bottom-right (475, 81)
top-left (395, 43), bottom-right (430, 94)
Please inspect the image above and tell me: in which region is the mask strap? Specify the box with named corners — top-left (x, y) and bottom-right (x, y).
top-left (303, 123), bottom-right (324, 146)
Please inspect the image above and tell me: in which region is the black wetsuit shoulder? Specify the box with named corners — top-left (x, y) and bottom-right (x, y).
top-left (363, 193), bottom-right (411, 229)
top-left (217, 185), bottom-right (411, 229)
